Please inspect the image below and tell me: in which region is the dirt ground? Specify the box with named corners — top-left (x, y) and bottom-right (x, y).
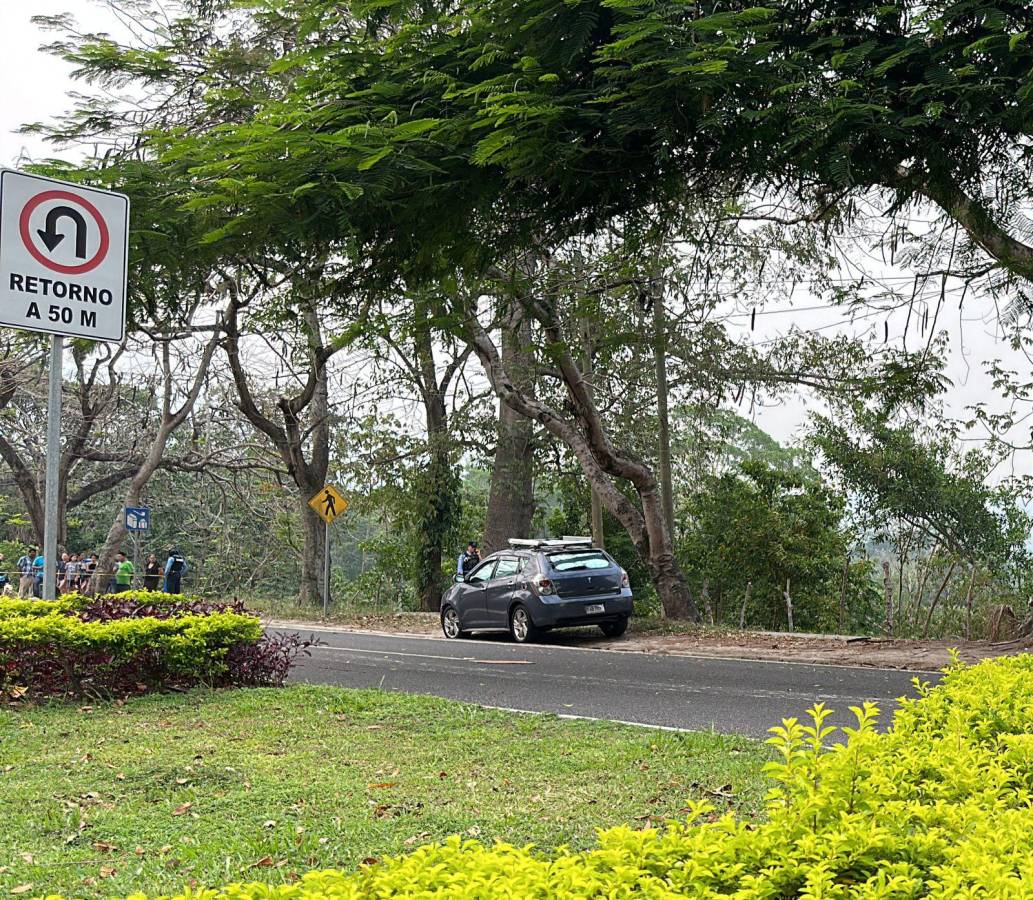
top-left (266, 611), bottom-right (1031, 672)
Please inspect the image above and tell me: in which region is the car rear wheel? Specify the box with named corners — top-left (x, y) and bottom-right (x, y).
top-left (599, 616), bottom-right (628, 638)
top-left (509, 604), bottom-right (541, 644)
top-left (441, 605), bottom-right (469, 639)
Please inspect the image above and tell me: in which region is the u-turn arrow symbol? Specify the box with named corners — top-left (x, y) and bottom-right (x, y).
top-left (37, 205), bottom-right (88, 258)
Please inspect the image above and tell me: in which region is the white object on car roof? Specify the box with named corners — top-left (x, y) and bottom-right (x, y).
top-left (507, 537), bottom-right (595, 550)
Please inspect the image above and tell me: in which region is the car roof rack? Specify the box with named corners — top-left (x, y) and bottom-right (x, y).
top-left (507, 536), bottom-right (595, 550)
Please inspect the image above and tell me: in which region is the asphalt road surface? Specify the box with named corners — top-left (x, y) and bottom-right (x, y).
top-left (276, 627), bottom-right (935, 738)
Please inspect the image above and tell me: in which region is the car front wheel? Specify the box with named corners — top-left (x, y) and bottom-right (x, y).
top-left (599, 616), bottom-right (628, 638)
top-left (441, 605), bottom-right (468, 639)
top-left (509, 604), bottom-right (542, 644)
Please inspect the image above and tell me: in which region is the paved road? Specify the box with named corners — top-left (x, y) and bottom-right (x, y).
top-left (276, 627), bottom-right (934, 738)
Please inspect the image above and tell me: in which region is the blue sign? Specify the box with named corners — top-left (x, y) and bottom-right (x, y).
top-left (124, 506), bottom-right (151, 532)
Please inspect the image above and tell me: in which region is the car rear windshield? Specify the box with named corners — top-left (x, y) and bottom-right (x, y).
top-left (547, 550), bottom-right (611, 572)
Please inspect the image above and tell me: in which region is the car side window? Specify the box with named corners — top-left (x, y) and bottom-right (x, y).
top-left (493, 557), bottom-right (520, 579)
top-left (468, 561), bottom-right (497, 583)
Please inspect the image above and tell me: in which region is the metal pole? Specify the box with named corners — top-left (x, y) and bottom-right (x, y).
top-left (322, 521), bottom-right (331, 619)
top-left (43, 336), bottom-right (62, 601)
top-left (133, 529), bottom-right (140, 590)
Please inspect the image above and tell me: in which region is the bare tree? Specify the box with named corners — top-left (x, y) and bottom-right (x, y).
top-left (91, 315), bottom-right (224, 588)
top-left (221, 274), bottom-right (341, 606)
top-left (0, 336), bottom-right (133, 546)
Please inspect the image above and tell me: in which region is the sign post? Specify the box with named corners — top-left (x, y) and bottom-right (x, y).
top-left (0, 170), bottom-right (129, 599)
top-left (124, 506), bottom-right (151, 591)
top-left (43, 337), bottom-right (62, 600)
top-left (308, 484), bottom-right (348, 618)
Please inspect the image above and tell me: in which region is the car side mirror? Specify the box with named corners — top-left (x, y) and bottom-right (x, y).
top-left (453, 573), bottom-right (466, 583)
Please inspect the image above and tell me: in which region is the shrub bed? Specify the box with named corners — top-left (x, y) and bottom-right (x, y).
top-left (0, 592), bottom-right (314, 698)
top-left (109, 654), bottom-right (1033, 898)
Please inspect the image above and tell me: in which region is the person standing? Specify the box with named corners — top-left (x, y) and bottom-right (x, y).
top-left (31, 550), bottom-right (45, 598)
top-left (456, 541), bottom-right (481, 577)
top-left (0, 553), bottom-right (9, 596)
top-left (56, 553), bottom-right (69, 594)
top-left (82, 553), bottom-right (98, 595)
top-left (143, 553), bottom-right (161, 591)
top-left (113, 552), bottom-right (134, 593)
top-left (63, 554), bottom-right (80, 595)
top-left (164, 548), bottom-right (188, 594)
top-left (16, 548), bottom-right (35, 598)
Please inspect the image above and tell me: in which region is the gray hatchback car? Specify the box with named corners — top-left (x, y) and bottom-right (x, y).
top-left (440, 538), bottom-right (633, 643)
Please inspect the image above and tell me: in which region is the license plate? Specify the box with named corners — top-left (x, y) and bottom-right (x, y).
top-left (585, 604), bottom-right (605, 615)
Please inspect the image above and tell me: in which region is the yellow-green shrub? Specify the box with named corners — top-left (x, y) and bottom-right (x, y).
top-left (0, 597), bottom-right (75, 619)
top-left (107, 654), bottom-right (1033, 898)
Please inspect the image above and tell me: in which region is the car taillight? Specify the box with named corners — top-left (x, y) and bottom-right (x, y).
top-left (532, 574), bottom-right (555, 596)
top-left (620, 569), bottom-right (629, 588)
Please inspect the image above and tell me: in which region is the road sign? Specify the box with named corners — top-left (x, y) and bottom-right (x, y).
top-left (124, 506), bottom-right (151, 532)
top-left (308, 484), bottom-right (348, 525)
top-left (0, 169), bottom-right (129, 342)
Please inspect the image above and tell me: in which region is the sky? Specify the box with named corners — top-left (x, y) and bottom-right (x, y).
top-left (1, 2), bottom-right (1031, 474)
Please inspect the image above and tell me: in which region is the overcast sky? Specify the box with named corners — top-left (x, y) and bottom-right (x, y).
top-left (2, 2), bottom-right (1030, 472)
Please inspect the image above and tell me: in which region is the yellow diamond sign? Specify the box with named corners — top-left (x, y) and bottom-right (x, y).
top-left (309, 484), bottom-right (348, 525)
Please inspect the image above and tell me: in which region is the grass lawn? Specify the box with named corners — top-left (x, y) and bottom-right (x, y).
top-left (0, 686), bottom-right (767, 897)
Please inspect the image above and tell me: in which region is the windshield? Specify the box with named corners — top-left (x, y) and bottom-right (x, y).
top-left (548, 551), bottom-right (611, 572)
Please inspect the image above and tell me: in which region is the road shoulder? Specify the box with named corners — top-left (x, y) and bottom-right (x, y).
top-left (263, 612), bottom-right (1025, 671)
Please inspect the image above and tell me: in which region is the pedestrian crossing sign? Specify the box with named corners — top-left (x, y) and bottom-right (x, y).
top-left (309, 484), bottom-right (347, 525)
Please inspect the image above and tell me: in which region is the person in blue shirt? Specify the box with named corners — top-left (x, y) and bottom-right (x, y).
top-left (164, 548), bottom-right (188, 594)
top-left (456, 541), bottom-right (481, 577)
top-left (31, 552), bottom-right (45, 598)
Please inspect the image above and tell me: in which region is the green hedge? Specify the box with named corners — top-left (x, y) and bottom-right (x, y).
top-left (103, 654), bottom-right (1033, 898)
top-left (0, 611), bottom-right (263, 694)
top-left (0, 589), bottom-right (194, 619)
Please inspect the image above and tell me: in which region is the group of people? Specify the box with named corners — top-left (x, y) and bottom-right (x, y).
top-left (1, 547), bottom-right (189, 598)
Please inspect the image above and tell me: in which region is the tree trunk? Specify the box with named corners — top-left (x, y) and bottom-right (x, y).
top-left (964, 564), bottom-right (978, 640)
top-left (652, 291), bottom-right (675, 540)
top-left (839, 555), bottom-right (850, 633)
top-left (739, 581), bottom-right (751, 630)
top-left (298, 496), bottom-right (327, 606)
top-left (882, 560), bottom-right (893, 635)
top-left (580, 319), bottom-right (605, 548)
top-left (413, 309), bottom-right (459, 612)
top-left (909, 542), bottom-right (939, 630)
top-left (922, 558), bottom-right (958, 640)
top-left (482, 312), bottom-right (536, 554)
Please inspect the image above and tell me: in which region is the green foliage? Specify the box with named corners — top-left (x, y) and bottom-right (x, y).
top-left (0, 598), bottom-right (76, 619)
top-left (62, 0), bottom-right (1028, 291)
top-left (84, 654), bottom-right (1033, 897)
top-left (0, 591), bottom-right (192, 620)
top-left (0, 610), bottom-right (262, 680)
top-left (812, 406), bottom-right (1032, 569)
top-left (680, 460), bottom-right (877, 631)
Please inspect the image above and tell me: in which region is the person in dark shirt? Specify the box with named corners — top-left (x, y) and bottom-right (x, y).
top-left (456, 541), bottom-right (481, 576)
top-left (164, 549), bottom-right (188, 594)
top-left (143, 553), bottom-right (161, 591)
